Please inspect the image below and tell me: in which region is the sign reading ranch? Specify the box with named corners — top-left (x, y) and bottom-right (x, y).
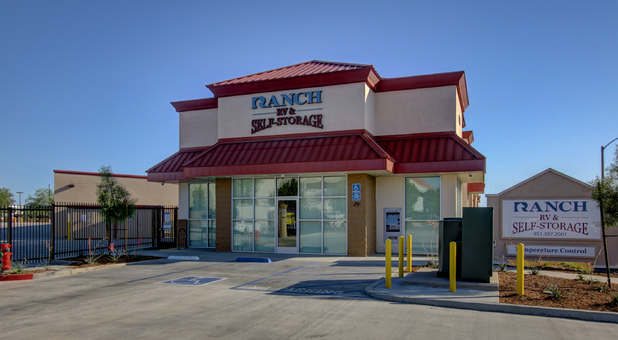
top-left (502, 199), bottom-right (601, 240)
top-left (250, 91), bottom-right (324, 134)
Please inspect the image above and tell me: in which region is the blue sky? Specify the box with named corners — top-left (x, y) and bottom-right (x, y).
top-left (1, 1), bottom-right (617, 205)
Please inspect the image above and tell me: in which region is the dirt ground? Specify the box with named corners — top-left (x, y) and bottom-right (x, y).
top-left (499, 271), bottom-right (618, 313)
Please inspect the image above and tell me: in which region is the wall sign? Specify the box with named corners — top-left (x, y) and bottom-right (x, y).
top-left (502, 199), bottom-right (600, 240)
top-left (352, 183), bottom-right (361, 201)
top-left (250, 91), bottom-right (324, 134)
top-left (506, 245), bottom-right (596, 258)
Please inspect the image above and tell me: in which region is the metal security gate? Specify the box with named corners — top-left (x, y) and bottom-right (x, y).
top-left (0, 204), bottom-right (179, 262)
top-left (156, 206), bottom-right (178, 249)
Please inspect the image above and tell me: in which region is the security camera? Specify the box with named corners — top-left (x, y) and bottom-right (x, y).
top-left (468, 173), bottom-right (473, 178)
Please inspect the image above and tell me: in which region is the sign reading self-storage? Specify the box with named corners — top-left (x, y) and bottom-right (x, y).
top-left (250, 91), bottom-right (324, 134)
top-left (502, 199), bottom-right (601, 240)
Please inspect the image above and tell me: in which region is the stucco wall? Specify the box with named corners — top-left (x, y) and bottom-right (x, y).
top-left (347, 174), bottom-right (376, 256)
top-left (374, 85), bottom-right (457, 136)
top-left (375, 176), bottom-right (404, 254)
top-left (179, 108), bottom-right (218, 149)
top-left (217, 83), bottom-right (371, 139)
top-left (54, 171), bottom-right (178, 206)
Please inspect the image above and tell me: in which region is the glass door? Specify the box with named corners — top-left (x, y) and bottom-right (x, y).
top-left (276, 199), bottom-right (298, 253)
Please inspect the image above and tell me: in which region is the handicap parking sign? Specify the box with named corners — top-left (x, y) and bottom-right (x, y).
top-left (352, 183), bottom-right (361, 201)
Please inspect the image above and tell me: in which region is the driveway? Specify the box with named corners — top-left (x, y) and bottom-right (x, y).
top-left (1, 250), bottom-right (617, 339)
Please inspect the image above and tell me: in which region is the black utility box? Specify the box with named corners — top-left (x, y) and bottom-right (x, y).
top-left (461, 207), bottom-right (494, 283)
top-left (437, 218), bottom-right (462, 278)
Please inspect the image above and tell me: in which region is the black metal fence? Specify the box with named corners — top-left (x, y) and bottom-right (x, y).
top-left (0, 203), bottom-right (178, 263)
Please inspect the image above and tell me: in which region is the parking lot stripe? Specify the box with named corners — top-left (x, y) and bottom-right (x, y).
top-left (125, 262), bottom-right (228, 283)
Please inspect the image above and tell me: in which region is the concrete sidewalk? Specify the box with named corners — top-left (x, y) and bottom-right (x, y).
top-left (365, 267), bottom-right (618, 323)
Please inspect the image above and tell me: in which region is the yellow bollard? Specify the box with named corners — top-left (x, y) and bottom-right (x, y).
top-left (386, 239), bottom-right (392, 289)
top-left (67, 221), bottom-right (71, 241)
top-left (517, 243), bottom-right (524, 295)
top-left (450, 241), bottom-right (456, 292)
top-left (399, 236), bottom-right (404, 278)
top-left (407, 234), bottom-right (412, 273)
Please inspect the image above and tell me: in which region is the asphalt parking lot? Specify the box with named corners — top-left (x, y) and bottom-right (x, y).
top-left (3, 249), bottom-right (618, 339)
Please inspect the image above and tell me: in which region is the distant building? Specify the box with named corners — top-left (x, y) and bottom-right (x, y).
top-left (54, 170), bottom-right (178, 206)
top-left (487, 168), bottom-right (615, 269)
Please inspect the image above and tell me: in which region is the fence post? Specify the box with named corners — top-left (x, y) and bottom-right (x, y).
top-left (50, 204), bottom-right (56, 260)
top-left (7, 207), bottom-right (12, 245)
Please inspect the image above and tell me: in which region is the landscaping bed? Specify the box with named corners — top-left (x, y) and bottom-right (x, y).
top-left (499, 266), bottom-right (618, 313)
top-left (63, 254), bottom-right (165, 268)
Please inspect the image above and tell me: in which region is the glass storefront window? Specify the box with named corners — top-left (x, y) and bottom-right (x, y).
top-left (233, 199), bottom-right (253, 220)
top-left (232, 176), bottom-right (346, 254)
top-left (277, 178), bottom-right (298, 196)
top-left (300, 177), bottom-right (321, 197)
top-left (255, 199), bottom-right (275, 220)
top-left (254, 221), bottom-right (275, 252)
top-left (255, 178), bottom-right (275, 198)
top-left (405, 177), bottom-right (440, 220)
top-left (299, 221), bottom-right (321, 253)
top-left (324, 221), bottom-right (346, 254)
top-left (233, 179), bottom-right (253, 198)
top-left (299, 198), bottom-right (321, 219)
top-left (405, 177), bottom-right (440, 255)
top-left (323, 198), bottom-right (346, 220)
top-left (188, 182), bottom-right (216, 248)
top-left (324, 176), bottom-right (346, 196)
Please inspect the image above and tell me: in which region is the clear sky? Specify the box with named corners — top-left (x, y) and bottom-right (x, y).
top-left (1, 0), bottom-right (617, 205)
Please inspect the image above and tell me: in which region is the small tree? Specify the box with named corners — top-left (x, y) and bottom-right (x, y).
top-left (96, 166), bottom-right (137, 244)
top-left (591, 145), bottom-right (618, 287)
top-left (0, 187), bottom-right (15, 206)
top-left (25, 187), bottom-right (54, 206)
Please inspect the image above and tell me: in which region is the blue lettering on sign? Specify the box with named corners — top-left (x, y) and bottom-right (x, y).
top-left (513, 201), bottom-right (588, 212)
top-left (252, 91), bottom-right (322, 109)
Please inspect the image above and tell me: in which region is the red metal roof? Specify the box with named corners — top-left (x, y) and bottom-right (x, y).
top-left (375, 132), bottom-right (485, 174)
top-left (210, 60), bottom-right (373, 86)
top-left (147, 131), bottom-right (486, 180)
top-left (174, 61), bottom-right (468, 113)
top-left (146, 147), bottom-right (210, 182)
top-left (181, 131), bottom-right (394, 177)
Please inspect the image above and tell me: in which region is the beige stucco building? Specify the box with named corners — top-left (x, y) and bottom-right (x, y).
top-left (487, 168), bottom-right (616, 268)
top-left (54, 170), bottom-right (178, 206)
top-left (147, 60), bottom-right (487, 256)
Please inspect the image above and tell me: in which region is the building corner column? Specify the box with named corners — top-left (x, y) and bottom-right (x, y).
top-left (215, 178), bottom-right (232, 252)
top-left (347, 174), bottom-right (376, 256)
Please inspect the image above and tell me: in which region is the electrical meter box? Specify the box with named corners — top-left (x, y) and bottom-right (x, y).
top-left (383, 208), bottom-right (402, 243)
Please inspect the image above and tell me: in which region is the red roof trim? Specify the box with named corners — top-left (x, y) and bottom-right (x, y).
top-left (377, 71), bottom-right (469, 112)
top-left (183, 159), bottom-right (392, 177)
top-left (207, 68), bottom-right (379, 98)
top-left (218, 129), bottom-right (369, 144)
top-left (467, 182), bottom-right (485, 193)
top-left (171, 97), bottom-right (218, 112)
top-left (54, 170), bottom-right (147, 179)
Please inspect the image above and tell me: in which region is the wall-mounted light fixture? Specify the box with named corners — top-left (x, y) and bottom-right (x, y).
top-left (68, 184), bottom-right (75, 188)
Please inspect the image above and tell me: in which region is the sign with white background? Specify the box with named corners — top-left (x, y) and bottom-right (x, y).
top-left (502, 199), bottom-right (600, 240)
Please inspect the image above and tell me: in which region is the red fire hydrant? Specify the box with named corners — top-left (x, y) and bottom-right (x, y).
top-left (1, 244), bottom-right (12, 271)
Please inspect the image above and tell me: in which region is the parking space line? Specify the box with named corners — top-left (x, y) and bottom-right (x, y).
top-left (230, 262), bottom-right (320, 290)
top-left (125, 262), bottom-right (228, 283)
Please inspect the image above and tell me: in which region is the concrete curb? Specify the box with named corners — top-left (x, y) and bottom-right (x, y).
top-left (31, 259), bottom-right (165, 279)
top-left (364, 279), bottom-right (618, 323)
